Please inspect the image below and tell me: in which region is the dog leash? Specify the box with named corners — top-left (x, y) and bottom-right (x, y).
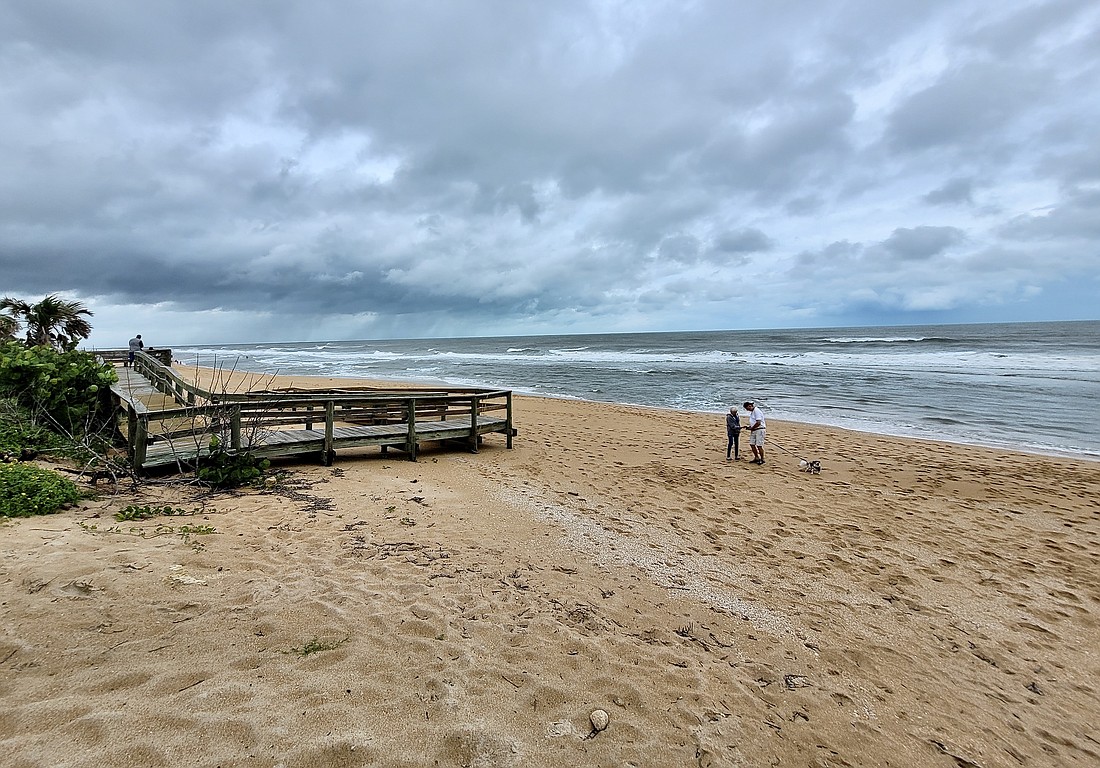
top-left (766, 436), bottom-right (822, 472)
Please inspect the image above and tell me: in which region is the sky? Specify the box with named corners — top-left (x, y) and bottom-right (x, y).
top-left (1, 0), bottom-right (1099, 347)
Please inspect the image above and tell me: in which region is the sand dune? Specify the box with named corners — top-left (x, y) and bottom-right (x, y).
top-left (2, 382), bottom-right (1098, 767)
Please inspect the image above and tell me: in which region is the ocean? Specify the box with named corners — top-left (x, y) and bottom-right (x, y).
top-left (175, 320), bottom-right (1100, 459)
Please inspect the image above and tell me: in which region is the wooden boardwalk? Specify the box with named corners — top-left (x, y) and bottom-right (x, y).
top-left (139, 415), bottom-right (507, 470)
top-left (107, 352), bottom-right (514, 472)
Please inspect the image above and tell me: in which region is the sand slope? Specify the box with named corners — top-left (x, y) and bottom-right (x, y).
top-left (2, 392), bottom-right (1098, 767)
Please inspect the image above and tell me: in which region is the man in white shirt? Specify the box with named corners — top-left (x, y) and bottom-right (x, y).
top-left (743, 400), bottom-right (766, 465)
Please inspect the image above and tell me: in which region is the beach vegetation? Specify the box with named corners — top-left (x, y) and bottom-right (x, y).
top-left (196, 435), bottom-right (270, 489)
top-left (114, 503), bottom-right (194, 522)
top-left (290, 636), bottom-right (349, 657)
top-left (0, 294), bottom-right (94, 351)
top-left (0, 341), bottom-right (118, 438)
top-left (0, 398), bottom-right (69, 456)
top-left (0, 313), bottom-right (16, 342)
top-left (0, 461), bottom-right (81, 517)
top-left (78, 520), bottom-right (217, 538)
top-left (174, 523), bottom-right (217, 536)
top-left (78, 518), bottom-right (215, 552)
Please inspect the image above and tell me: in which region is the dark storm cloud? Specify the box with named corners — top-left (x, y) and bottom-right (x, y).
top-left (923, 178), bottom-right (975, 206)
top-left (886, 61), bottom-right (1046, 152)
top-left (794, 226), bottom-right (965, 275)
top-left (794, 241), bottom-right (861, 269)
top-left (881, 226), bottom-right (965, 261)
top-left (1, 0), bottom-right (1097, 342)
top-left (999, 189), bottom-right (1100, 241)
top-left (1038, 126), bottom-right (1100, 187)
top-left (657, 234), bottom-right (702, 264)
top-left (785, 196), bottom-right (825, 216)
top-left (695, 90), bottom-right (856, 201)
top-left (713, 229), bottom-right (773, 255)
top-left (962, 0), bottom-right (1096, 56)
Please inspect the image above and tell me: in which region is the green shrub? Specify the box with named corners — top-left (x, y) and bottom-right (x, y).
top-left (196, 436), bottom-right (270, 489)
top-left (0, 462), bottom-right (81, 517)
top-left (0, 342), bottom-right (118, 436)
top-left (0, 398), bottom-right (67, 454)
top-left (290, 636), bottom-right (349, 657)
top-left (114, 504), bottom-right (192, 521)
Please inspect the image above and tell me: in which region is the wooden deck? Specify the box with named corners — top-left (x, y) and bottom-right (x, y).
top-left (139, 416), bottom-right (509, 470)
top-left (108, 352), bottom-right (514, 472)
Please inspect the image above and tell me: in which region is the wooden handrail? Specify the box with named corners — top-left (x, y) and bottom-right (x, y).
top-left (132, 350), bottom-right (516, 405)
top-left (133, 351), bottom-right (208, 405)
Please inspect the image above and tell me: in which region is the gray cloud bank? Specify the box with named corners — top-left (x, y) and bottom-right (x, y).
top-left (1, 0), bottom-right (1098, 344)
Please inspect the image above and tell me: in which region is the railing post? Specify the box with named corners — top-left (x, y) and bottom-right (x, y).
top-left (134, 415), bottom-right (148, 469)
top-left (305, 405), bottom-right (314, 431)
top-left (127, 405), bottom-right (138, 461)
top-left (505, 392), bottom-right (513, 449)
top-left (469, 396), bottom-right (480, 453)
top-left (231, 406), bottom-right (242, 450)
top-left (323, 400), bottom-right (335, 465)
top-left (405, 398), bottom-right (417, 461)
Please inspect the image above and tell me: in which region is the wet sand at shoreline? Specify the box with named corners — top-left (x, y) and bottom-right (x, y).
top-left (2, 369), bottom-right (1098, 766)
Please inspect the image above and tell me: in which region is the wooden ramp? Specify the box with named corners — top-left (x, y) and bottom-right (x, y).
top-left (108, 352), bottom-right (514, 472)
top-left (111, 367), bottom-right (205, 444)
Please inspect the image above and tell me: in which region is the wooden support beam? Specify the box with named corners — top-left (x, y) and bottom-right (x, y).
top-left (405, 398), bottom-right (418, 461)
top-left (323, 401), bottom-right (335, 465)
top-left (469, 396), bottom-right (480, 453)
top-left (127, 405), bottom-right (138, 462)
top-left (134, 416), bottom-right (149, 469)
top-left (505, 392), bottom-right (513, 449)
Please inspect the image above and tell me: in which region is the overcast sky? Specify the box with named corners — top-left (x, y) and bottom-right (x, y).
top-left (2, 0), bottom-right (1098, 346)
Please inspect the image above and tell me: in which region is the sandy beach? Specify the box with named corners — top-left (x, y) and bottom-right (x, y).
top-left (2, 370), bottom-right (1098, 767)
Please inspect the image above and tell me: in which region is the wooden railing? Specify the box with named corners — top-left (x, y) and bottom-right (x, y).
top-left (129, 351), bottom-right (434, 405)
top-left (94, 348), bottom-right (173, 365)
top-left (115, 351), bottom-right (514, 469)
top-left (131, 351), bottom-right (205, 405)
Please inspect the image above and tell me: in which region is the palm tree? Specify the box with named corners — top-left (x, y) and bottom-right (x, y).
top-left (0, 294), bottom-right (94, 351)
top-left (0, 312), bottom-right (17, 342)
top-left (0, 298), bottom-right (24, 342)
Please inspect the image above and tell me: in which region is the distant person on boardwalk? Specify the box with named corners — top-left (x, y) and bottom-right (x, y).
top-left (743, 401), bottom-right (766, 464)
top-left (725, 406), bottom-right (741, 461)
top-left (127, 334), bottom-right (143, 367)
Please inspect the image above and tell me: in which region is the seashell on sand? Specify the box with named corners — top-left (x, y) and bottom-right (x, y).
top-left (589, 709), bottom-right (610, 732)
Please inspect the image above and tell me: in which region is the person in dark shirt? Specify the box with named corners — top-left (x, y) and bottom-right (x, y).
top-left (725, 406), bottom-right (741, 461)
top-left (127, 334), bottom-right (143, 367)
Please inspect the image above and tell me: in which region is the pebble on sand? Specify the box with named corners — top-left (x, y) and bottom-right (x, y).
top-left (590, 709), bottom-right (610, 732)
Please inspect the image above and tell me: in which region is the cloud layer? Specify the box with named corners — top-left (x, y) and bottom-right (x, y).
top-left (2, 0), bottom-right (1098, 343)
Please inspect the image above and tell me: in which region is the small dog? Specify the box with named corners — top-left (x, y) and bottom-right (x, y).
top-left (799, 459), bottom-right (821, 474)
